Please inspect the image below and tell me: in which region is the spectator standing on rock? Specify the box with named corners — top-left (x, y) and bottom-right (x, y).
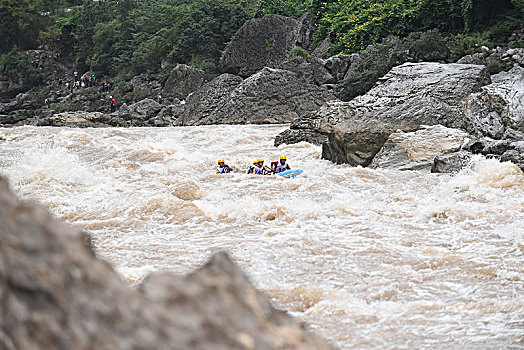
top-left (158, 95), bottom-right (164, 104)
top-left (74, 69), bottom-right (78, 81)
top-left (109, 96), bottom-right (116, 113)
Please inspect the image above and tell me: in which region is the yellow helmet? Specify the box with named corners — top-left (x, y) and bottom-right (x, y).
top-left (258, 158), bottom-right (264, 163)
top-left (218, 159), bottom-right (224, 164)
top-left (253, 159), bottom-right (258, 164)
top-left (280, 155), bottom-right (286, 160)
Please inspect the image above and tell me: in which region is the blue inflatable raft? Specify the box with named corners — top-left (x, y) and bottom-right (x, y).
top-left (277, 169), bottom-right (303, 178)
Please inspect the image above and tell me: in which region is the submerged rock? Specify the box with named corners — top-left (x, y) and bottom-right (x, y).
top-left (0, 176), bottom-right (329, 350)
top-left (370, 125), bottom-right (473, 171)
top-left (220, 13), bottom-right (316, 77)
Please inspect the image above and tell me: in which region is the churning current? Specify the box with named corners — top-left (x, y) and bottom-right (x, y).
top-left (1, 125), bottom-right (523, 349)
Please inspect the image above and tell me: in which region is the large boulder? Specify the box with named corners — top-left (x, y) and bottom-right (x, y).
top-left (463, 66), bottom-right (524, 138)
top-left (0, 176), bottom-right (329, 349)
top-left (278, 62), bottom-right (490, 166)
top-left (178, 68), bottom-right (334, 125)
top-left (162, 63), bottom-right (205, 100)
top-left (279, 57), bottom-right (335, 85)
top-left (111, 98), bottom-right (163, 126)
top-left (220, 13), bottom-right (316, 77)
top-left (176, 73), bottom-right (244, 126)
top-left (369, 125), bottom-right (474, 171)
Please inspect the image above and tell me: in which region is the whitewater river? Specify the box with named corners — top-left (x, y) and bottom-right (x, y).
top-left (1, 125), bottom-right (523, 349)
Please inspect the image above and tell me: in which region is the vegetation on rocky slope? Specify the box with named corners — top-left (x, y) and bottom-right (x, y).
top-left (0, 0), bottom-right (522, 85)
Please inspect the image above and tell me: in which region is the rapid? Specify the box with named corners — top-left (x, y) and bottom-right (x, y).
top-left (1, 125), bottom-right (523, 349)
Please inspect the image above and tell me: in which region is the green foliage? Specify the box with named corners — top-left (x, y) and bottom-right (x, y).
top-left (3, 0), bottom-right (522, 89)
top-left (288, 46), bottom-right (311, 61)
top-left (313, 0), bottom-right (517, 55)
top-left (0, 49), bottom-right (42, 85)
top-left (43, 0), bottom-right (249, 77)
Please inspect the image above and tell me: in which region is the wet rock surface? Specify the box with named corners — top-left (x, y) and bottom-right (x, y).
top-left (463, 66), bottom-right (524, 138)
top-left (285, 63), bottom-right (490, 166)
top-left (0, 176), bottom-right (330, 350)
top-left (431, 151), bottom-right (474, 173)
top-left (110, 98), bottom-right (163, 126)
top-left (370, 125), bottom-right (473, 171)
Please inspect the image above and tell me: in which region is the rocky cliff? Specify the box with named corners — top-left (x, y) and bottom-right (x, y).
top-left (276, 63), bottom-right (524, 171)
top-left (0, 176), bottom-right (330, 349)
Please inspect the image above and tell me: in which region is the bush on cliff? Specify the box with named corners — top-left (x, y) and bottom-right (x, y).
top-left (313, 0), bottom-right (521, 56)
top-left (0, 49), bottom-right (43, 86)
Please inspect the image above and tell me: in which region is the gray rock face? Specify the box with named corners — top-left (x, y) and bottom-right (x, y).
top-left (152, 101), bottom-right (185, 126)
top-left (501, 149), bottom-right (524, 170)
top-left (111, 98), bottom-right (163, 126)
top-left (162, 63), bottom-right (205, 100)
top-left (370, 125), bottom-right (473, 171)
top-left (312, 37), bottom-right (332, 59)
top-left (319, 63), bottom-right (490, 165)
top-left (279, 57), bottom-right (335, 85)
top-left (463, 66), bottom-right (524, 138)
top-left (220, 14), bottom-right (316, 77)
top-left (275, 129), bottom-right (328, 147)
top-left (324, 54), bottom-right (352, 82)
top-left (0, 176), bottom-right (329, 350)
top-left (179, 68), bottom-right (333, 125)
top-left (177, 73), bottom-right (244, 126)
top-left (431, 151), bottom-right (473, 173)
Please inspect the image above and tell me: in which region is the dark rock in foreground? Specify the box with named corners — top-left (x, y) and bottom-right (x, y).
top-left (0, 176), bottom-right (330, 350)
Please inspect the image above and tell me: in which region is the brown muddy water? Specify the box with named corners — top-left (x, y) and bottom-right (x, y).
top-left (1, 125), bottom-right (523, 349)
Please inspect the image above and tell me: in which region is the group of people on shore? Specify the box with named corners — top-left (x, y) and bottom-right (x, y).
top-left (59, 70), bottom-right (111, 95)
top-left (216, 156), bottom-right (290, 175)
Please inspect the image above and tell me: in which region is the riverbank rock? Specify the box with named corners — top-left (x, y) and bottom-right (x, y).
top-left (431, 151), bottom-right (474, 173)
top-left (279, 57), bottom-right (335, 85)
top-left (463, 66), bottom-right (524, 138)
top-left (162, 63), bottom-right (205, 100)
top-left (178, 67), bottom-right (333, 125)
top-left (177, 73), bottom-right (244, 125)
top-left (280, 62), bottom-right (490, 166)
top-left (111, 98), bottom-right (163, 126)
top-left (33, 111), bottom-right (112, 127)
top-left (0, 175), bottom-right (330, 350)
top-left (220, 13), bottom-right (316, 77)
top-left (370, 125), bottom-right (473, 171)
top-left (324, 54), bottom-right (352, 82)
